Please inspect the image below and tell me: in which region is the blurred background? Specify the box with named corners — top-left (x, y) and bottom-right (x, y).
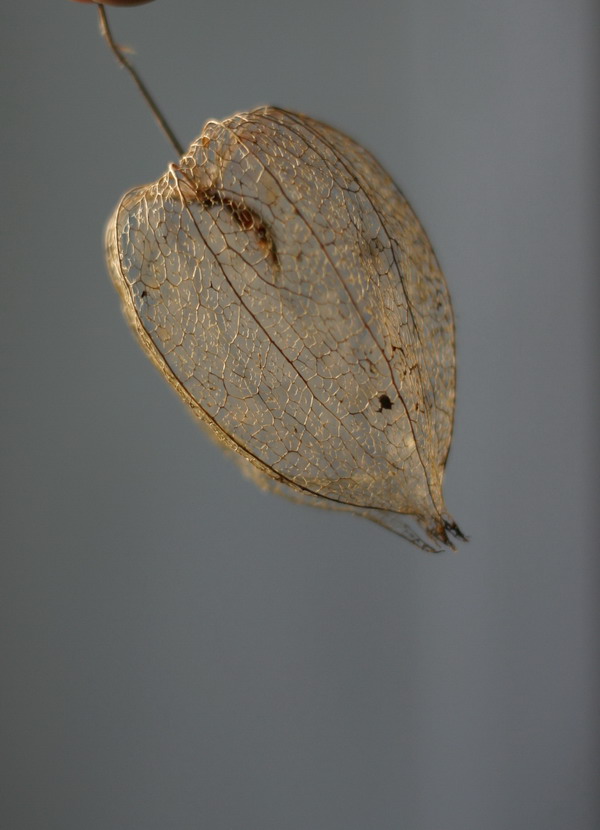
top-left (1, 1), bottom-right (598, 828)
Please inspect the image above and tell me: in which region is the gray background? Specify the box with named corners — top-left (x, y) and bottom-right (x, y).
top-left (1, 1), bottom-right (598, 828)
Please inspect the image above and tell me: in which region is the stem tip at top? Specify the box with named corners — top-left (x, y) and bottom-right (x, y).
top-left (70, 1), bottom-right (156, 7)
top-left (83, 1), bottom-right (184, 157)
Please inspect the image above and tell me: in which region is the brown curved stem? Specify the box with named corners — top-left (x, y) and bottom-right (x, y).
top-left (96, 3), bottom-right (184, 157)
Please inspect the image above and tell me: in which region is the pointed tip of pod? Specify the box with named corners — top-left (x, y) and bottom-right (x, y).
top-left (424, 515), bottom-right (468, 551)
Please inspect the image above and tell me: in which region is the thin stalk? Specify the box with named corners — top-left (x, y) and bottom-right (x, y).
top-left (96, 3), bottom-right (184, 157)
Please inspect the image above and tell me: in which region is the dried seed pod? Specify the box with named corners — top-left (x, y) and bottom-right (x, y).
top-left (106, 107), bottom-right (464, 551)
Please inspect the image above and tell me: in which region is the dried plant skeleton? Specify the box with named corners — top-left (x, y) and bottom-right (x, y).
top-left (106, 106), bottom-right (464, 551)
top-left (80, 1), bottom-right (464, 550)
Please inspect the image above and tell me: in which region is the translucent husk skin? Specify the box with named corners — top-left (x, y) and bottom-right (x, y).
top-left (106, 107), bottom-right (464, 551)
